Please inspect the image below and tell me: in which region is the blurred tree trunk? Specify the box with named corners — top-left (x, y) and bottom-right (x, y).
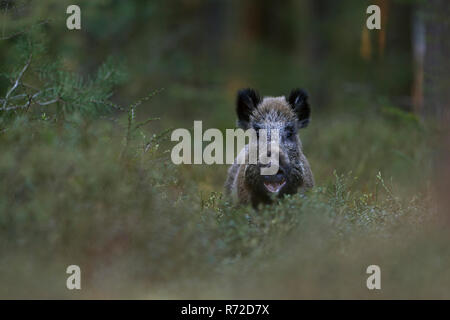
top-left (360, 0), bottom-right (390, 62)
top-left (307, 0), bottom-right (334, 109)
top-left (421, 1), bottom-right (450, 223)
top-left (422, 0), bottom-right (450, 124)
top-left (200, 0), bottom-right (228, 63)
top-left (377, 0), bottom-right (390, 58)
top-left (411, 6), bottom-right (425, 115)
top-left (241, 0), bottom-right (296, 51)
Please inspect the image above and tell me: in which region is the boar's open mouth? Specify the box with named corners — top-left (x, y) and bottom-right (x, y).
top-left (263, 178), bottom-right (286, 193)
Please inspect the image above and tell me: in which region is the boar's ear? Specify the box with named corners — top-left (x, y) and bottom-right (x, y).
top-left (287, 88), bottom-right (310, 129)
top-left (236, 88), bottom-right (261, 129)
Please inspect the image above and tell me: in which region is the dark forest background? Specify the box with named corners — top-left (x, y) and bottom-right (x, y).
top-left (2, 0), bottom-right (448, 123)
top-left (0, 0), bottom-right (449, 299)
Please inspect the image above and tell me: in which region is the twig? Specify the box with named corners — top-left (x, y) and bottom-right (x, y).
top-left (0, 95), bottom-right (62, 112)
top-left (2, 1), bottom-right (8, 39)
top-left (0, 104), bottom-right (28, 111)
top-left (36, 98), bottom-right (59, 106)
top-left (2, 53), bottom-right (32, 109)
top-left (90, 99), bottom-right (126, 111)
top-left (134, 117), bottom-right (160, 131)
top-left (0, 20), bottom-right (51, 41)
top-left (6, 93), bottom-right (28, 100)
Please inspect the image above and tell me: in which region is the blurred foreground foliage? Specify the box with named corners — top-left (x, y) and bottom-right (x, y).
top-left (0, 2), bottom-right (448, 299)
top-left (0, 108), bottom-right (442, 298)
top-left (0, 25), bottom-right (126, 126)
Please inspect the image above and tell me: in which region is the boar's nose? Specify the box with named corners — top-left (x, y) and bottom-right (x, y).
top-left (259, 157), bottom-right (286, 173)
top-left (261, 167), bottom-right (285, 182)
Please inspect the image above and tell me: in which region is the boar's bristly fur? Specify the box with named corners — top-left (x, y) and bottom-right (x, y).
top-left (224, 88), bottom-right (314, 208)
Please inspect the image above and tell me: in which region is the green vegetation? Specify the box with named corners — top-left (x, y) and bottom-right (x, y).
top-left (0, 89), bottom-right (441, 298)
top-left (1, 1), bottom-right (448, 299)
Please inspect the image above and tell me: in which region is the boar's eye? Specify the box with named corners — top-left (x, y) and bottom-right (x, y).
top-left (285, 125), bottom-right (295, 139)
top-left (253, 124), bottom-right (262, 131)
top-left (253, 124), bottom-right (262, 137)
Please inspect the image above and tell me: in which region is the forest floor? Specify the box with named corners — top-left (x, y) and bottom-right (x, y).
top-left (1, 107), bottom-right (448, 299)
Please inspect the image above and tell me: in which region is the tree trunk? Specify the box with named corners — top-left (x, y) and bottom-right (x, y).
top-left (422, 1), bottom-right (450, 222)
top-left (411, 6), bottom-right (425, 114)
top-left (422, 0), bottom-right (450, 124)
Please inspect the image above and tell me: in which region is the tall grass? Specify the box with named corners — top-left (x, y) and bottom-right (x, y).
top-left (0, 103), bottom-right (446, 298)
top-left (0, 25), bottom-right (445, 298)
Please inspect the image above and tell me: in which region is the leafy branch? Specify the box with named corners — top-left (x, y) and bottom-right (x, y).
top-left (1, 53), bottom-right (32, 110)
top-left (123, 88), bottom-right (164, 153)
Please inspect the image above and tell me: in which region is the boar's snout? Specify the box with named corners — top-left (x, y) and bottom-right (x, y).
top-left (260, 165), bottom-right (287, 194)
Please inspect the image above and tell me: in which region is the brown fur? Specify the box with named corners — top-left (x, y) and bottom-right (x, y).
top-left (224, 89), bottom-right (314, 208)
